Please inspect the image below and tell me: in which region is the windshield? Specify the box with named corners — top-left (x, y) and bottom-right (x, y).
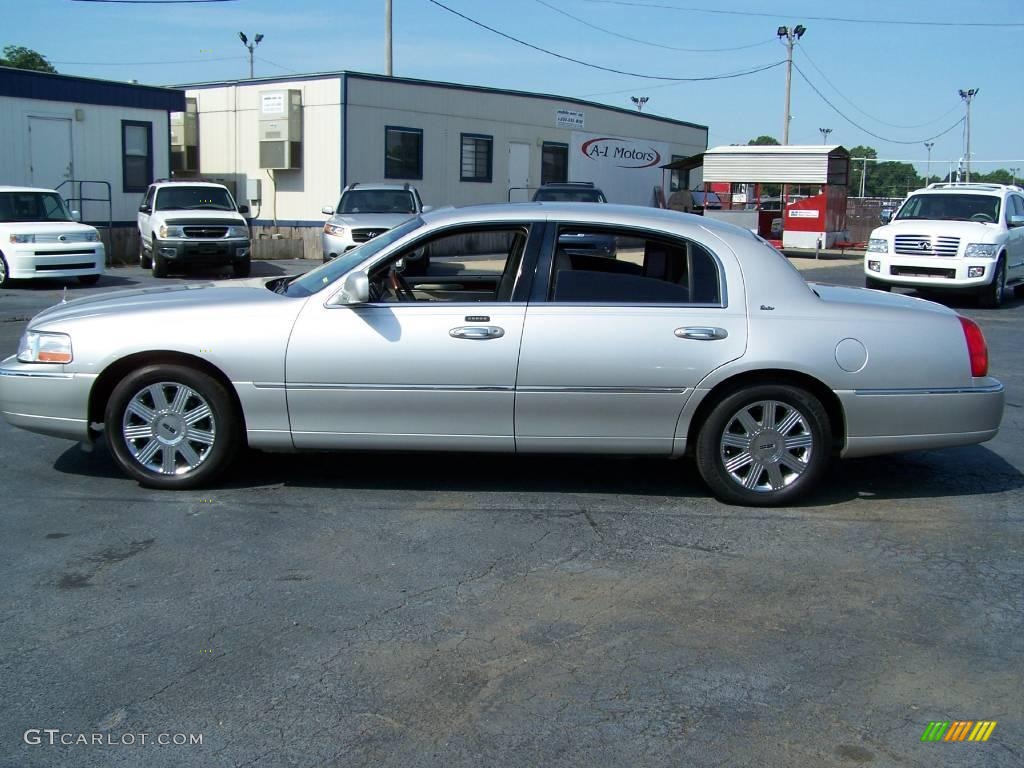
top-left (284, 216), bottom-right (425, 297)
top-left (895, 193), bottom-right (1000, 222)
top-left (156, 186), bottom-right (236, 211)
top-left (339, 189), bottom-right (416, 214)
top-left (0, 191), bottom-right (73, 223)
top-left (534, 188), bottom-right (607, 203)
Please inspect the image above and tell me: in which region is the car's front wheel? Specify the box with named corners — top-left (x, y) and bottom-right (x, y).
top-left (232, 256), bottom-right (251, 278)
top-left (77, 274), bottom-right (100, 286)
top-left (978, 258), bottom-right (1005, 308)
top-left (104, 364), bottom-right (241, 489)
top-left (865, 276), bottom-right (890, 291)
top-left (695, 384), bottom-right (831, 506)
top-left (0, 253), bottom-right (10, 288)
top-left (139, 236), bottom-right (152, 270)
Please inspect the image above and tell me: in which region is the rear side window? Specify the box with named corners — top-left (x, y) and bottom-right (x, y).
top-left (548, 226), bottom-right (722, 305)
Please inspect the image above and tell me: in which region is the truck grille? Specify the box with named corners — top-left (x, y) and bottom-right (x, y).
top-left (183, 226), bottom-right (228, 239)
top-left (352, 228), bottom-right (388, 243)
top-left (894, 235), bottom-right (959, 257)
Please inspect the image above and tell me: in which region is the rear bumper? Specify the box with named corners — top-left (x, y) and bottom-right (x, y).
top-left (4, 244), bottom-right (104, 279)
top-left (0, 357), bottom-right (94, 441)
top-left (838, 381), bottom-right (1004, 458)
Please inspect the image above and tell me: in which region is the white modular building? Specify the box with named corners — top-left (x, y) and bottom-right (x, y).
top-left (178, 71), bottom-right (708, 256)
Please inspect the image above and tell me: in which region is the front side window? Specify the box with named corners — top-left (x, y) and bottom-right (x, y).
top-left (339, 189), bottom-right (416, 214)
top-left (385, 126), bottom-right (423, 179)
top-left (541, 143), bottom-right (568, 185)
top-left (0, 192), bottom-right (72, 223)
top-left (460, 134), bottom-right (493, 183)
top-left (896, 193), bottom-right (1001, 223)
top-left (548, 225), bottom-right (722, 305)
top-left (122, 121), bottom-right (153, 193)
top-left (534, 187), bottom-right (606, 203)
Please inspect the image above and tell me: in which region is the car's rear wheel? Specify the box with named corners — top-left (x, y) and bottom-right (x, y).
top-left (695, 384), bottom-right (831, 506)
top-left (865, 276), bottom-right (890, 291)
top-left (104, 364), bottom-right (240, 489)
top-left (978, 258), bottom-right (1005, 308)
top-left (77, 274), bottom-right (100, 286)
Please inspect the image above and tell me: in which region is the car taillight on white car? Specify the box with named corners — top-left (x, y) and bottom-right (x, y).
top-left (958, 316), bottom-right (988, 377)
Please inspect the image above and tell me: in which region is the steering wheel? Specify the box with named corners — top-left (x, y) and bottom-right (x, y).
top-left (970, 212), bottom-right (994, 223)
top-left (388, 265), bottom-right (416, 302)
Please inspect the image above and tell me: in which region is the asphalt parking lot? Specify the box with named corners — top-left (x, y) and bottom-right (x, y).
top-left (1, 259), bottom-right (1022, 767)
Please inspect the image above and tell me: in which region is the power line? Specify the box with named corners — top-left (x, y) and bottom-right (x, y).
top-left (792, 61), bottom-right (965, 145)
top-left (532, 0), bottom-right (776, 53)
top-left (425, 0), bottom-right (785, 81)
top-left (578, 0), bottom-right (1024, 28)
top-left (255, 56), bottom-right (301, 74)
top-left (798, 47), bottom-right (961, 130)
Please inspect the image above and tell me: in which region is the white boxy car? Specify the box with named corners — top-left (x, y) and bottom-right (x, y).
top-left (0, 186), bottom-right (104, 288)
top-left (865, 182), bottom-right (1024, 308)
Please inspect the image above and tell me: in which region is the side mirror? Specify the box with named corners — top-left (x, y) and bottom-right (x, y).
top-left (879, 209), bottom-right (893, 224)
top-left (71, 210), bottom-right (82, 221)
top-left (321, 206), bottom-right (335, 215)
top-left (237, 204), bottom-right (250, 214)
top-left (336, 270), bottom-right (369, 305)
top-left (1009, 215), bottom-right (1024, 228)
top-left (421, 205), bottom-right (433, 213)
top-left (138, 204), bottom-right (151, 214)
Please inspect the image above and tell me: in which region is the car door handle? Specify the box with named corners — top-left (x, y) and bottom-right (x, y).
top-left (450, 325), bottom-right (505, 340)
top-left (675, 326), bottom-right (728, 340)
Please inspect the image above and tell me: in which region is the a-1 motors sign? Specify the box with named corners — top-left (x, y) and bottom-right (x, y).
top-left (569, 132), bottom-right (669, 206)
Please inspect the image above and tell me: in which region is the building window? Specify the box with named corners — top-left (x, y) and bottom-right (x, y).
top-left (385, 126), bottom-right (423, 180)
top-left (122, 120), bottom-right (153, 193)
top-left (541, 142), bottom-right (568, 185)
top-left (460, 133), bottom-right (492, 183)
top-left (670, 155), bottom-right (690, 192)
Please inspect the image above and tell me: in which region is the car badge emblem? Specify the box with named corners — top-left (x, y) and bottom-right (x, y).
top-left (919, 240), bottom-right (930, 250)
top-left (59, 235), bottom-right (67, 242)
top-left (366, 231), bottom-right (377, 238)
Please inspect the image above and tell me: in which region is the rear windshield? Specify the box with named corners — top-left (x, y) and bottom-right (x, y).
top-left (0, 191), bottom-right (72, 223)
top-left (896, 193), bottom-right (1000, 222)
top-left (534, 188), bottom-right (607, 203)
top-left (156, 186), bottom-right (236, 211)
top-left (339, 190), bottom-right (417, 214)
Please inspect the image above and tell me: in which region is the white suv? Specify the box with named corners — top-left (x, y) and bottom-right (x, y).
top-left (865, 182), bottom-right (1024, 308)
top-left (138, 181), bottom-right (251, 278)
top-left (321, 183), bottom-right (430, 271)
top-left (0, 186), bottom-right (104, 288)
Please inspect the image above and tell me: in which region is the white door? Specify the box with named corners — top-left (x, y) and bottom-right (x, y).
top-left (28, 117), bottom-right (73, 189)
top-left (508, 142), bottom-right (531, 202)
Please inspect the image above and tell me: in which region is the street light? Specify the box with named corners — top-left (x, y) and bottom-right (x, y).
top-left (819, 127), bottom-right (832, 144)
top-left (1011, 167), bottom-right (1020, 186)
top-left (239, 31), bottom-right (264, 79)
top-left (924, 141), bottom-right (934, 185)
top-left (631, 96), bottom-right (649, 112)
top-left (777, 24), bottom-right (806, 145)
top-left (958, 88), bottom-right (978, 182)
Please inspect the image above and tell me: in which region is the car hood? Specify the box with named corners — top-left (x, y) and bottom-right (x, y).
top-left (160, 210), bottom-right (247, 225)
top-left (29, 277), bottom-right (285, 329)
top-left (808, 282), bottom-right (955, 315)
top-left (328, 212), bottom-right (414, 229)
top-left (873, 219), bottom-right (1001, 241)
top-left (7, 221), bottom-right (98, 235)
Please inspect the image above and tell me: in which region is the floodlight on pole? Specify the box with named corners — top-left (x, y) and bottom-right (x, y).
top-left (239, 31), bottom-right (263, 79)
top-left (777, 23), bottom-right (806, 145)
top-left (819, 127), bottom-right (832, 144)
top-left (958, 88), bottom-right (978, 182)
top-left (631, 96), bottom-right (649, 112)
top-left (924, 141), bottom-right (934, 184)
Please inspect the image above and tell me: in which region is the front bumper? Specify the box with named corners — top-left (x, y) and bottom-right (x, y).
top-left (838, 380), bottom-right (1004, 458)
top-left (156, 238), bottom-right (250, 265)
top-left (321, 232), bottom-right (357, 261)
top-left (865, 253), bottom-right (996, 289)
top-left (4, 243), bottom-right (104, 279)
top-left (0, 356), bottom-right (95, 441)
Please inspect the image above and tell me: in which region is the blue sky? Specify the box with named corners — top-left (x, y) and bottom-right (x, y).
top-left (9, 0), bottom-right (1023, 176)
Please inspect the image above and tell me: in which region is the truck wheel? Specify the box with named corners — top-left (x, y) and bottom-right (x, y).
top-left (978, 259), bottom-right (1005, 308)
top-left (77, 274), bottom-right (100, 286)
top-left (232, 257), bottom-right (251, 278)
top-left (865, 276), bottom-right (890, 291)
top-left (139, 237), bottom-right (152, 269)
top-left (152, 238), bottom-right (168, 278)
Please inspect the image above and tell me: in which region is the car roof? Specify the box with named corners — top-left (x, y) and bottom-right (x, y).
top-left (912, 183), bottom-right (1020, 197)
top-left (343, 183), bottom-right (417, 192)
top-left (152, 181), bottom-right (231, 189)
top-left (0, 185), bottom-right (59, 193)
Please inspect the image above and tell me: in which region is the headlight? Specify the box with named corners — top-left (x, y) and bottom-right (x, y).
top-left (9, 234), bottom-right (36, 243)
top-left (158, 225), bottom-right (186, 238)
top-left (83, 230), bottom-right (100, 242)
top-left (225, 226), bottom-right (249, 238)
top-left (324, 223), bottom-right (346, 236)
top-left (964, 243), bottom-right (998, 258)
top-left (867, 238), bottom-right (887, 253)
top-left (17, 331), bottom-right (73, 364)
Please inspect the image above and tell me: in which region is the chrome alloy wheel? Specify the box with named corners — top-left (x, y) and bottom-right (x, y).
top-left (121, 382), bottom-right (217, 475)
top-left (719, 399), bottom-right (814, 493)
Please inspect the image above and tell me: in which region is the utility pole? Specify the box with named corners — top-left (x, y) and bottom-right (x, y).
top-left (777, 24), bottom-right (806, 145)
top-left (924, 141), bottom-right (934, 184)
top-left (819, 127), bottom-right (832, 144)
top-left (958, 88), bottom-right (978, 182)
top-left (238, 32), bottom-right (263, 79)
top-left (385, 0), bottom-right (393, 76)
top-left (630, 96), bottom-right (649, 112)
top-left (1012, 167), bottom-right (1019, 186)
top-left (860, 157), bottom-right (868, 197)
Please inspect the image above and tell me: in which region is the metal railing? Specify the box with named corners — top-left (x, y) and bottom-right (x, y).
top-left (55, 180), bottom-right (113, 266)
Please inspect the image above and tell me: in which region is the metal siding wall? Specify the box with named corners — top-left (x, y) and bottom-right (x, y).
top-left (703, 154), bottom-right (830, 184)
top-left (187, 78), bottom-right (342, 223)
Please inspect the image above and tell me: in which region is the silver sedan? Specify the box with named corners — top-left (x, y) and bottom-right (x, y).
top-left (0, 203), bottom-right (1005, 505)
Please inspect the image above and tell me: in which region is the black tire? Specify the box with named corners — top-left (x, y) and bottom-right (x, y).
top-left (695, 384), bottom-right (832, 507)
top-left (977, 258), bottom-right (1006, 309)
top-left (77, 274), bottom-right (100, 286)
top-left (865, 276), bottom-right (891, 291)
top-left (0, 253), bottom-right (10, 288)
top-left (232, 256), bottom-right (251, 278)
top-left (152, 239), bottom-right (168, 278)
top-left (105, 364), bottom-right (240, 489)
top-left (139, 236), bottom-right (152, 270)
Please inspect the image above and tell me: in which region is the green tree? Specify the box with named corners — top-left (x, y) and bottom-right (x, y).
top-left (747, 135), bottom-right (780, 146)
top-left (0, 45), bottom-right (57, 73)
top-left (866, 161), bottom-right (922, 197)
top-left (848, 145), bottom-right (877, 196)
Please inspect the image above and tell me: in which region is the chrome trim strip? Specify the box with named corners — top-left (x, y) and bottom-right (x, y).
top-left (853, 383), bottom-right (1004, 396)
top-left (518, 385), bottom-right (688, 394)
top-left (254, 382), bottom-right (686, 394)
top-left (0, 369), bottom-right (74, 380)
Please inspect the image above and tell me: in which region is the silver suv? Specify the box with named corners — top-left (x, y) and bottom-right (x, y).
top-left (321, 183), bottom-right (430, 270)
top-left (865, 182), bottom-right (1024, 308)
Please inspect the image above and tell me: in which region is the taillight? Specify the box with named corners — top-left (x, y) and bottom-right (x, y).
top-left (958, 315), bottom-right (988, 377)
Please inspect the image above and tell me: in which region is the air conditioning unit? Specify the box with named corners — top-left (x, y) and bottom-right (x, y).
top-left (170, 97), bottom-right (198, 173)
top-left (258, 89), bottom-right (302, 170)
